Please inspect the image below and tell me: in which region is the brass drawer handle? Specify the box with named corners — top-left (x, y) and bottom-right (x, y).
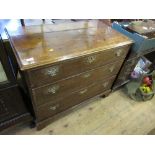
top-left (109, 66), bottom-right (115, 72)
top-left (79, 88), bottom-right (88, 94)
top-left (86, 55), bottom-right (96, 64)
top-left (115, 49), bottom-right (122, 57)
top-left (83, 73), bottom-right (91, 78)
top-left (49, 104), bottom-right (59, 111)
top-left (47, 85), bottom-right (59, 94)
top-left (45, 66), bottom-right (59, 77)
top-left (102, 82), bottom-right (109, 88)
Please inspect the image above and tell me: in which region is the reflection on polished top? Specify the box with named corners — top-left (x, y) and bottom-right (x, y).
top-left (7, 20), bottom-right (133, 70)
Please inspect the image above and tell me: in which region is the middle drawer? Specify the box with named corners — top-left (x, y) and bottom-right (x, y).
top-left (32, 60), bottom-right (123, 107)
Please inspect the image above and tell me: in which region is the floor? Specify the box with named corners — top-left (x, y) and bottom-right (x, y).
top-left (6, 88), bottom-right (155, 135)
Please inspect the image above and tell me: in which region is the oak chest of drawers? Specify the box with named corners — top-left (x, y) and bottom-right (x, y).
top-left (6, 20), bottom-right (133, 129)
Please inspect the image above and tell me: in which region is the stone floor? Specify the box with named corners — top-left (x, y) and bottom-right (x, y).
top-left (6, 89), bottom-right (155, 135)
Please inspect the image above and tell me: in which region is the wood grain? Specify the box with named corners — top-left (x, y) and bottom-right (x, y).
top-left (6, 20), bottom-right (133, 130)
top-left (6, 20), bottom-right (133, 70)
top-left (32, 60), bottom-right (123, 106)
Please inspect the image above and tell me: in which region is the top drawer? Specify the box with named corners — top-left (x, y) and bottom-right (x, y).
top-left (26, 45), bottom-right (130, 88)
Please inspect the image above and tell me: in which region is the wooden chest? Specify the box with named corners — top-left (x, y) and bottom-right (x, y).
top-left (6, 20), bottom-right (133, 129)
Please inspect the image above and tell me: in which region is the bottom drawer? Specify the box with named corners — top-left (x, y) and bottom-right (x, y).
top-left (36, 76), bottom-right (116, 121)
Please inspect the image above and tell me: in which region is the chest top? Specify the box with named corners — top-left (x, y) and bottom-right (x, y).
top-left (6, 20), bottom-right (133, 71)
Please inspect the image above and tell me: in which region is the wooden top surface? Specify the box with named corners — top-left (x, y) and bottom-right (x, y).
top-left (6, 20), bottom-right (133, 70)
top-left (127, 20), bottom-right (155, 35)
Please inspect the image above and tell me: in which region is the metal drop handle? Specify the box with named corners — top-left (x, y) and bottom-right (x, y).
top-left (79, 88), bottom-right (88, 94)
top-left (49, 104), bottom-right (59, 110)
top-left (86, 55), bottom-right (96, 64)
top-left (47, 85), bottom-right (59, 94)
top-left (45, 66), bottom-right (59, 77)
top-left (83, 73), bottom-right (91, 78)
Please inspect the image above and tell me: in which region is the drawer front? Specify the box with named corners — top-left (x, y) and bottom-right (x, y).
top-left (27, 45), bottom-right (130, 88)
top-left (32, 60), bottom-right (123, 106)
top-left (36, 76), bottom-right (115, 121)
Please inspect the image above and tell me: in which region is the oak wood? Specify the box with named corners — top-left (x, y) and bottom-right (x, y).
top-left (26, 45), bottom-right (130, 88)
top-left (6, 20), bottom-right (133, 71)
top-left (36, 76), bottom-right (116, 121)
top-left (36, 89), bottom-right (112, 130)
top-left (32, 60), bottom-right (123, 106)
top-left (6, 20), bottom-right (133, 129)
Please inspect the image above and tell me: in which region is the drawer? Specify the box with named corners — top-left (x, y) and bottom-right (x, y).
top-left (27, 45), bottom-right (130, 88)
top-left (36, 76), bottom-right (115, 121)
top-left (32, 60), bottom-right (123, 106)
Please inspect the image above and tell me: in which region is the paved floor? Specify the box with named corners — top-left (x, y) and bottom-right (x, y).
top-left (6, 89), bottom-right (155, 135)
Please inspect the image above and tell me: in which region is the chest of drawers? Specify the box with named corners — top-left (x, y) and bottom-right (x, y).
top-left (6, 20), bottom-right (133, 130)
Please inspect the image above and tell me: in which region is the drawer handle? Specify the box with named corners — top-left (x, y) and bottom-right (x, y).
top-left (47, 85), bottom-right (59, 94)
top-left (83, 73), bottom-right (91, 78)
top-left (115, 49), bottom-right (122, 57)
top-left (49, 104), bottom-right (59, 111)
top-left (79, 88), bottom-right (88, 94)
top-left (86, 55), bottom-right (96, 64)
top-left (109, 66), bottom-right (115, 72)
top-left (45, 66), bottom-right (59, 77)
top-left (102, 82), bottom-right (109, 88)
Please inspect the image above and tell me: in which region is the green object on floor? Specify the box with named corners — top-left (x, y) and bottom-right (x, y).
top-left (125, 72), bottom-right (155, 101)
